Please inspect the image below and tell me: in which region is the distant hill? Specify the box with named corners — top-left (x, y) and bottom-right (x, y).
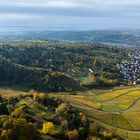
top-left (0, 30), bottom-right (140, 47)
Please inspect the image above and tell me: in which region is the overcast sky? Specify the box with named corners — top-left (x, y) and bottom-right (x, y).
top-left (0, 0), bottom-right (140, 30)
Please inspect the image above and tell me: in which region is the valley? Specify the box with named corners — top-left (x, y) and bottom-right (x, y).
top-left (1, 0), bottom-right (140, 139)
top-left (0, 40), bottom-right (139, 140)
top-left (2, 30), bottom-right (140, 48)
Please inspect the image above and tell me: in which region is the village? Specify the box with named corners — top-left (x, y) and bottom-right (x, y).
top-left (117, 50), bottom-right (140, 85)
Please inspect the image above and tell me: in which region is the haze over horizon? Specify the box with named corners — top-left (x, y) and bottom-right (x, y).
top-left (1, 0), bottom-right (140, 30)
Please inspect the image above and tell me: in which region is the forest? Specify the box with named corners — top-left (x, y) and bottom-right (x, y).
top-left (0, 40), bottom-right (129, 91)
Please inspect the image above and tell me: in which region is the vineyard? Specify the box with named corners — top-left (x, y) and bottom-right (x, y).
top-left (54, 87), bottom-right (140, 139)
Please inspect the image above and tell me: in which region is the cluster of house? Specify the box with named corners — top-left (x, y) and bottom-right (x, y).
top-left (117, 51), bottom-right (140, 85)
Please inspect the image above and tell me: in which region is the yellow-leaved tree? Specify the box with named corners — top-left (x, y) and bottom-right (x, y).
top-left (42, 122), bottom-right (54, 134)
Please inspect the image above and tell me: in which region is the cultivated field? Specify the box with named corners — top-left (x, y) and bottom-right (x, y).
top-left (54, 86), bottom-right (140, 140)
top-left (0, 87), bottom-right (28, 98)
top-left (2, 86), bottom-right (140, 139)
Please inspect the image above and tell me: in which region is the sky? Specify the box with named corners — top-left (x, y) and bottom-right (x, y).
top-left (0, 0), bottom-right (140, 30)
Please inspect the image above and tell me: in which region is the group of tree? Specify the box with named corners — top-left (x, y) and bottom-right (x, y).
top-left (0, 41), bottom-right (129, 91)
top-left (0, 92), bottom-right (124, 140)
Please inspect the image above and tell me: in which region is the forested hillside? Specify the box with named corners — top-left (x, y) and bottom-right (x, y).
top-left (0, 41), bottom-right (129, 91)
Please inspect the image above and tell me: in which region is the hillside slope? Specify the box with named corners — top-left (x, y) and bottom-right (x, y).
top-left (0, 40), bottom-right (129, 90)
top-left (0, 55), bottom-right (80, 91)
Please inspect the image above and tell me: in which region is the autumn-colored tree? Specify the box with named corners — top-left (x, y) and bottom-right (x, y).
top-left (1, 129), bottom-right (12, 140)
top-left (66, 129), bottom-right (79, 140)
top-left (11, 106), bottom-right (26, 118)
top-left (55, 103), bottom-right (68, 115)
top-left (37, 93), bottom-right (47, 104)
top-left (42, 122), bottom-right (54, 135)
top-left (100, 130), bottom-right (113, 139)
top-left (79, 112), bottom-right (87, 123)
top-left (1, 118), bottom-right (38, 140)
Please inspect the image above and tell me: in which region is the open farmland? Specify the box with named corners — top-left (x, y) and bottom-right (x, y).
top-left (53, 86), bottom-right (140, 139)
top-left (0, 87), bottom-right (28, 98)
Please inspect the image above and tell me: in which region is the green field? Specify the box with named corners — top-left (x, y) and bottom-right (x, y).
top-left (77, 77), bottom-right (93, 83)
top-left (53, 86), bottom-right (140, 140)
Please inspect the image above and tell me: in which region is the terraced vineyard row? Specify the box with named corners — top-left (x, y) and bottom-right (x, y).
top-left (54, 86), bottom-right (140, 139)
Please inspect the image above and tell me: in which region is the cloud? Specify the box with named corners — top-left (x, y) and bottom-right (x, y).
top-left (0, 13), bottom-right (40, 21)
top-left (0, 0), bottom-right (83, 8)
top-left (0, 0), bottom-right (140, 28)
top-left (12, 0), bottom-right (79, 8)
top-left (0, 0), bottom-right (139, 16)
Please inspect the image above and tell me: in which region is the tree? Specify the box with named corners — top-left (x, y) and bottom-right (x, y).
top-left (79, 112), bottom-right (87, 123)
top-left (55, 103), bottom-right (68, 115)
top-left (11, 106), bottom-right (26, 118)
top-left (42, 122), bottom-right (54, 135)
top-left (66, 129), bottom-right (79, 140)
top-left (0, 104), bottom-right (9, 115)
top-left (0, 95), bottom-right (3, 103)
top-left (1, 118), bottom-right (38, 140)
top-left (1, 129), bottom-right (12, 140)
